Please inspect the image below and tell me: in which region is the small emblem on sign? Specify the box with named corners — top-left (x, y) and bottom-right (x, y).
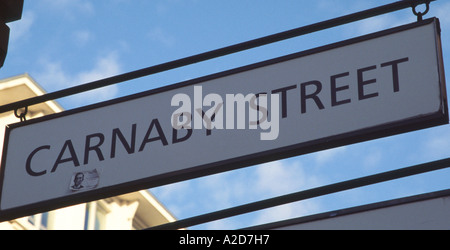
top-left (69, 170), bottom-right (100, 192)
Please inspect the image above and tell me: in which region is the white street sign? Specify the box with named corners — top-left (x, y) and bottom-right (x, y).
top-left (0, 18), bottom-right (447, 220)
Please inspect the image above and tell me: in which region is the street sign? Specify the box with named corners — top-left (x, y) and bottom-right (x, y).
top-left (0, 18), bottom-right (447, 220)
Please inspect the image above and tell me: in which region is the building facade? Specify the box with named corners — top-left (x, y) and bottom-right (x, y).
top-left (0, 74), bottom-right (176, 230)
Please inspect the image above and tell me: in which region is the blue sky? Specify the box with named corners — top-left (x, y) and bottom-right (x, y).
top-left (1, 0), bottom-right (450, 230)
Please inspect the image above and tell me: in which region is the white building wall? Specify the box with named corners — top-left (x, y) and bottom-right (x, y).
top-left (48, 204), bottom-right (86, 230)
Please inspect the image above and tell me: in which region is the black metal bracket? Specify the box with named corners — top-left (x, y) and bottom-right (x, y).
top-left (412, 0), bottom-right (431, 21)
top-left (14, 106), bottom-right (27, 122)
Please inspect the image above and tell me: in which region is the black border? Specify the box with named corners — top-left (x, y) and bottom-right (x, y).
top-left (0, 18), bottom-right (447, 222)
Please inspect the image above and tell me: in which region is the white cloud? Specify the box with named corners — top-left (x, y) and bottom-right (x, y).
top-left (42, 0), bottom-right (94, 15)
top-left (148, 27), bottom-right (176, 47)
top-left (154, 181), bottom-right (191, 201)
top-left (77, 53), bottom-right (121, 84)
top-left (202, 173), bottom-right (249, 209)
top-left (357, 16), bottom-right (393, 34)
top-left (314, 146), bottom-right (347, 166)
top-left (354, 15), bottom-right (414, 36)
top-left (150, 159), bottom-right (324, 229)
top-left (8, 10), bottom-right (35, 45)
top-left (351, 1), bottom-right (450, 38)
top-left (36, 52), bottom-right (122, 107)
top-left (423, 127), bottom-right (450, 159)
top-left (36, 61), bottom-right (69, 89)
top-left (247, 160), bottom-right (323, 226)
top-left (254, 160), bottom-right (319, 196)
top-left (362, 148), bottom-right (382, 170)
top-left (150, 181), bottom-right (193, 217)
top-left (430, 2), bottom-right (450, 52)
top-left (72, 30), bottom-right (93, 47)
top-left (204, 219), bottom-right (237, 230)
top-left (251, 200), bottom-right (321, 226)
top-left (432, 2), bottom-right (450, 26)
